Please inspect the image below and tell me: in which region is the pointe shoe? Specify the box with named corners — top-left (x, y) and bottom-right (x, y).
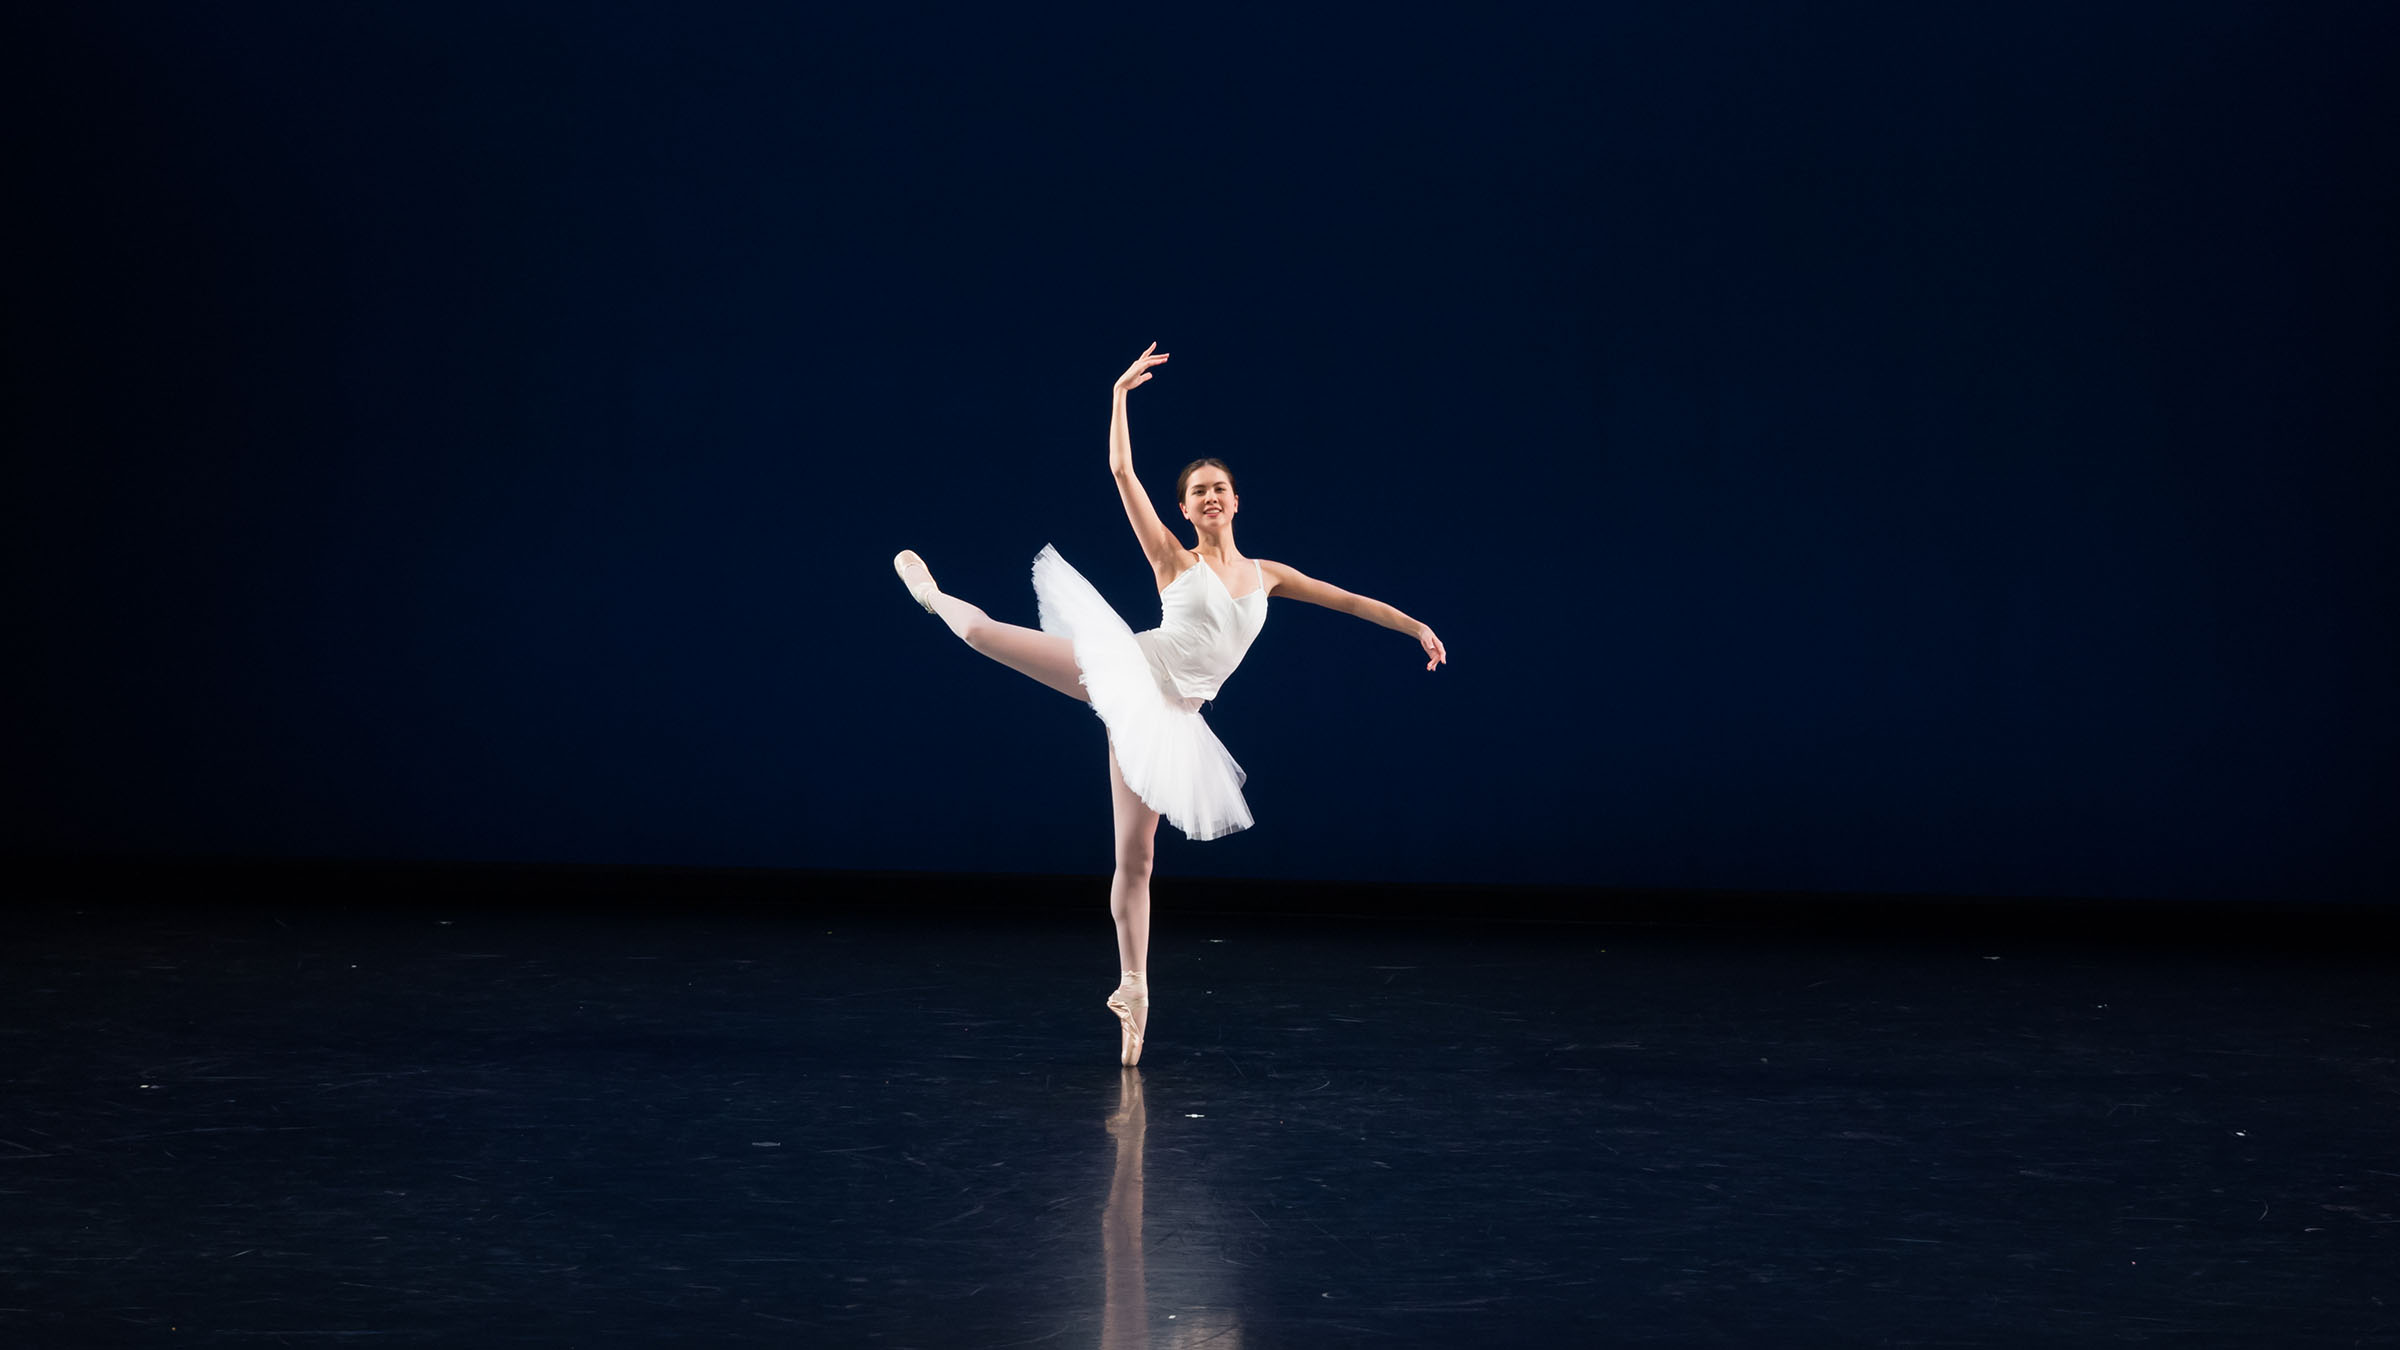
top-left (1106, 971), bottom-right (1149, 1067)
top-left (892, 549), bottom-right (938, 613)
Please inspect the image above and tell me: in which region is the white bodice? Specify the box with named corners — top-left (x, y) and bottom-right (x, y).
top-left (1134, 557), bottom-right (1268, 705)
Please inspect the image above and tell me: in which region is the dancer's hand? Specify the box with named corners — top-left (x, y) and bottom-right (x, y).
top-left (1418, 625), bottom-right (1447, 672)
top-left (1114, 342), bottom-right (1169, 393)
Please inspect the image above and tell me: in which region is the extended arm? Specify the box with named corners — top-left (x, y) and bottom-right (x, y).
top-left (1110, 344), bottom-right (1184, 582)
top-left (1260, 559), bottom-right (1448, 672)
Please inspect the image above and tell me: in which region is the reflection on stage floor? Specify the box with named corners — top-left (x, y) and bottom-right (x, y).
top-left (6, 898), bottom-right (2394, 1345)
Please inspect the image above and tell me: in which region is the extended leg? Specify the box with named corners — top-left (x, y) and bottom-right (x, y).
top-left (896, 551), bottom-right (1088, 701)
top-left (1106, 743), bottom-right (1159, 1064)
top-left (937, 596), bottom-right (1089, 701)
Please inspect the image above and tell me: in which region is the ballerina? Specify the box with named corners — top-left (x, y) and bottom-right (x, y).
top-left (893, 342), bottom-right (1447, 1065)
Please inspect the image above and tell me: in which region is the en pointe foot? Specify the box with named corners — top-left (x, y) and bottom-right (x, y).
top-left (1106, 971), bottom-right (1149, 1067)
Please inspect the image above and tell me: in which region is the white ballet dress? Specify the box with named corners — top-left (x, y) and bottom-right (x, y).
top-left (1030, 544), bottom-right (1268, 841)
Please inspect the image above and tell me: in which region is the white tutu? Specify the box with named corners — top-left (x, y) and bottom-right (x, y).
top-left (1031, 545), bottom-right (1254, 841)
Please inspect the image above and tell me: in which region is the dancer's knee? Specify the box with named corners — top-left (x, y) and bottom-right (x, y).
top-left (1112, 846), bottom-right (1153, 884)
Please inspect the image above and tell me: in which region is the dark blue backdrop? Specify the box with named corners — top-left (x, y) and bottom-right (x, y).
top-left (7, 3), bottom-right (2394, 901)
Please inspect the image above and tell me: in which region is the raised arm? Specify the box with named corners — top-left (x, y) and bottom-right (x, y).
top-left (1110, 343), bottom-right (1185, 581)
top-left (1259, 559), bottom-right (1448, 672)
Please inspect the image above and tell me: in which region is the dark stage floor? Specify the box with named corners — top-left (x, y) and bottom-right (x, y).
top-left (5, 887), bottom-right (2395, 1345)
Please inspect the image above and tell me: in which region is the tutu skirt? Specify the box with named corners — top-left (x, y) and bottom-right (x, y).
top-left (1031, 545), bottom-right (1254, 841)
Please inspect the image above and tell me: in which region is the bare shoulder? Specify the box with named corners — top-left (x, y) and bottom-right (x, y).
top-left (1248, 554), bottom-right (1363, 607)
top-left (1255, 557), bottom-right (1335, 602)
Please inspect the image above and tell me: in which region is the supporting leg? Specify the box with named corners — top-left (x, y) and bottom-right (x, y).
top-left (1107, 742), bottom-right (1158, 975)
top-left (1106, 743), bottom-right (1159, 1064)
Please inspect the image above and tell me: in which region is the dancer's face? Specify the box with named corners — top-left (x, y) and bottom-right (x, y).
top-left (1180, 468), bottom-right (1238, 531)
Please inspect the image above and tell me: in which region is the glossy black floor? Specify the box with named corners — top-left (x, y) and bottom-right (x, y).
top-left (6, 878), bottom-right (2395, 1346)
